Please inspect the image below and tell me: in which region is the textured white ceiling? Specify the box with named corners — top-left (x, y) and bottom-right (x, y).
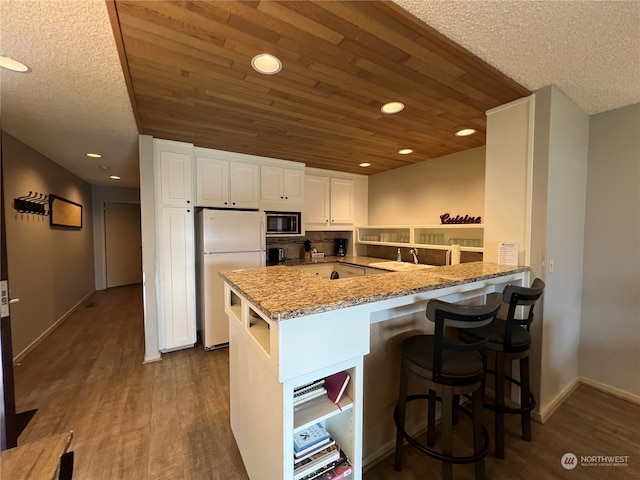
top-left (394, 0), bottom-right (640, 114)
top-left (0, 0), bottom-right (140, 188)
top-left (1, 0), bottom-right (639, 189)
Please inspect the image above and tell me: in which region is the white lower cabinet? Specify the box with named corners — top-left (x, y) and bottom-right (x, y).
top-left (158, 206), bottom-right (196, 351)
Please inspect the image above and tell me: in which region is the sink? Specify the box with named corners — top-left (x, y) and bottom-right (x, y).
top-left (368, 261), bottom-right (437, 272)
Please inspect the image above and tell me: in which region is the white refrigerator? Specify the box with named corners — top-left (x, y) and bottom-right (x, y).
top-left (196, 208), bottom-right (264, 350)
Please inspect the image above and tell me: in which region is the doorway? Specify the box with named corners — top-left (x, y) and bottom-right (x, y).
top-left (104, 202), bottom-right (142, 288)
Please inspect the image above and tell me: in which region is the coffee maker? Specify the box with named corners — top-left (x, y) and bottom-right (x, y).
top-left (334, 238), bottom-right (347, 257)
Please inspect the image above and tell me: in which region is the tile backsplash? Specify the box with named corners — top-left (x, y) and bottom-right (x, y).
top-left (266, 231), bottom-right (353, 260)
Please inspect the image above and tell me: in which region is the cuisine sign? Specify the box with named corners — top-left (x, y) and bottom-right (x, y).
top-left (440, 213), bottom-right (482, 224)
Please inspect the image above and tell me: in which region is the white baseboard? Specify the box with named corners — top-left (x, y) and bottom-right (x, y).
top-left (143, 354), bottom-right (162, 364)
top-left (578, 376), bottom-right (640, 406)
top-left (13, 290), bottom-right (95, 364)
top-left (535, 378), bottom-right (580, 424)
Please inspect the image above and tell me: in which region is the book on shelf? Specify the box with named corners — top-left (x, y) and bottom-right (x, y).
top-left (324, 371), bottom-right (351, 408)
top-left (294, 386), bottom-right (327, 406)
top-left (293, 443), bottom-right (340, 479)
top-left (295, 379), bottom-right (325, 395)
top-left (298, 450), bottom-right (352, 480)
top-left (294, 438), bottom-right (336, 462)
top-left (293, 423), bottom-right (331, 456)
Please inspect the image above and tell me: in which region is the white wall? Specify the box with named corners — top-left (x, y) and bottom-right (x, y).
top-left (579, 103), bottom-right (640, 400)
top-left (92, 185), bottom-right (140, 290)
top-left (368, 147), bottom-right (485, 225)
top-left (484, 97), bottom-right (534, 265)
top-left (2, 132), bottom-right (95, 358)
top-left (535, 86), bottom-right (590, 412)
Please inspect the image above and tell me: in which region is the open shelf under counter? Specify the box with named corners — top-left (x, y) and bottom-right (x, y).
top-left (293, 394), bottom-right (354, 432)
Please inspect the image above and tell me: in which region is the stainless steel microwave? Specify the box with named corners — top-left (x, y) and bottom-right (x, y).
top-left (265, 211), bottom-right (301, 235)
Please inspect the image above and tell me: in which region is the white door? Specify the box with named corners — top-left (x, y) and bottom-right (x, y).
top-left (230, 162), bottom-right (259, 208)
top-left (160, 207), bottom-right (196, 351)
top-left (202, 209), bottom-right (263, 253)
top-left (283, 168), bottom-right (305, 202)
top-left (202, 251), bottom-right (263, 348)
top-left (330, 177), bottom-right (354, 225)
top-left (105, 202), bottom-right (142, 287)
top-left (305, 175), bottom-right (330, 225)
top-left (260, 165), bottom-right (284, 200)
top-left (196, 157), bottom-right (229, 207)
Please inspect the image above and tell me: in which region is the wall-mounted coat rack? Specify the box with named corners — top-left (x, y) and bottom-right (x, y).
top-left (13, 191), bottom-right (49, 215)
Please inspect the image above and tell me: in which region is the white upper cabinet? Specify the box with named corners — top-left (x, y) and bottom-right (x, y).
top-left (261, 166), bottom-right (305, 204)
top-left (330, 177), bottom-right (354, 225)
top-left (196, 155), bottom-right (259, 209)
top-left (304, 175), bottom-right (330, 225)
top-left (158, 149), bottom-right (193, 206)
top-left (305, 174), bottom-right (355, 229)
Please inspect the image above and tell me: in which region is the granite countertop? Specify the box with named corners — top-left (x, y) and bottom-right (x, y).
top-left (220, 261), bottom-right (529, 321)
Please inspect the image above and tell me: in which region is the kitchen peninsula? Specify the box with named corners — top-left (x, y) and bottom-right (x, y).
top-left (220, 261), bottom-right (528, 480)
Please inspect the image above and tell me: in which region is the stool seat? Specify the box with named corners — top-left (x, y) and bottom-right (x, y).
top-left (402, 335), bottom-right (485, 382)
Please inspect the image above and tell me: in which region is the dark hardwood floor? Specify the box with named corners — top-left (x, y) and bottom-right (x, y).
top-left (11, 285), bottom-right (639, 479)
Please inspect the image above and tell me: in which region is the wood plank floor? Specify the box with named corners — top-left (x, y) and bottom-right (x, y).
top-left (11, 285), bottom-right (639, 479)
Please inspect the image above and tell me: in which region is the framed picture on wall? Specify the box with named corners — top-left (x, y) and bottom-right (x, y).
top-left (49, 195), bottom-right (82, 228)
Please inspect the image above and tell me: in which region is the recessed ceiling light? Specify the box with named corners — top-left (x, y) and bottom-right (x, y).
top-left (251, 54), bottom-right (282, 75)
top-left (359, 163), bottom-right (371, 167)
top-left (109, 175), bottom-right (121, 180)
top-left (99, 165), bottom-right (111, 171)
top-left (398, 149), bottom-right (413, 155)
top-left (381, 102), bottom-right (404, 114)
top-left (86, 153), bottom-right (102, 158)
top-left (455, 128), bottom-right (477, 137)
top-left (0, 55), bottom-right (29, 72)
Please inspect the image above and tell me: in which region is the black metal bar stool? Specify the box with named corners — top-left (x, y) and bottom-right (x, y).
top-left (460, 278), bottom-right (545, 459)
top-left (393, 298), bottom-right (501, 480)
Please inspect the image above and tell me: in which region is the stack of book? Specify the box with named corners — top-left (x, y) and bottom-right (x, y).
top-left (293, 379), bottom-right (327, 407)
top-left (293, 423), bottom-right (353, 480)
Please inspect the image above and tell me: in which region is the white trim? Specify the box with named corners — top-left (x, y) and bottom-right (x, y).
top-left (578, 376), bottom-right (640, 406)
top-left (535, 378), bottom-right (580, 424)
top-left (13, 291), bottom-right (95, 363)
top-left (486, 95), bottom-right (533, 116)
top-left (143, 353), bottom-right (162, 364)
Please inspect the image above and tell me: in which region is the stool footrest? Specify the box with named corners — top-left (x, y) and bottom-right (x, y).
top-left (394, 393), bottom-right (490, 465)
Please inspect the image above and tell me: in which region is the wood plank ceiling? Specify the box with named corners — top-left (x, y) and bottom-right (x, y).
top-left (110, 0), bottom-right (530, 175)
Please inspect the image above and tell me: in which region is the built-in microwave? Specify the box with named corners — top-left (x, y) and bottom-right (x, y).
top-left (265, 211), bottom-right (301, 235)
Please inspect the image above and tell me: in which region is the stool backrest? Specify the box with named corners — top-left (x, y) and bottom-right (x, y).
top-left (426, 299), bottom-right (501, 382)
top-left (502, 278), bottom-right (545, 349)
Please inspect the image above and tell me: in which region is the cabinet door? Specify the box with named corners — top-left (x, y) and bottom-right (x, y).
top-left (283, 169), bottom-right (305, 202)
top-left (261, 165), bottom-right (284, 201)
top-left (304, 175), bottom-right (330, 226)
top-left (160, 150), bottom-right (192, 205)
top-left (330, 178), bottom-right (354, 225)
top-left (159, 207), bottom-right (196, 351)
top-left (230, 162), bottom-right (259, 208)
top-left (196, 157), bottom-right (229, 207)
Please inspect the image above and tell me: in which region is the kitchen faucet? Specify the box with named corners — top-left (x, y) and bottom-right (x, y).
top-left (409, 248), bottom-right (419, 264)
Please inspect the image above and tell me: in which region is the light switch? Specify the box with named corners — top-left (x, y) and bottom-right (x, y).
top-left (549, 259), bottom-right (554, 273)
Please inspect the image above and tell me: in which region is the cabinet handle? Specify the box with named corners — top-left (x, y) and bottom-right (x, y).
top-left (285, 196), bottom-right (288, 200)
top-left (232, 202), bottom-right (236, 205)
top-left (187, 200), bottom-right (190, 204)
top-left (280, 196), bottom-right (284, 199)
top-left (224, 202), bottom-right (228, 205)
top-left (187, 209), bottom-right (191, 213)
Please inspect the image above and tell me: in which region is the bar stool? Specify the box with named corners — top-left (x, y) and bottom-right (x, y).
top-left (393, 298), bottom-right (500, 480)
top-left (460, 278), bottom-right (545, 459)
